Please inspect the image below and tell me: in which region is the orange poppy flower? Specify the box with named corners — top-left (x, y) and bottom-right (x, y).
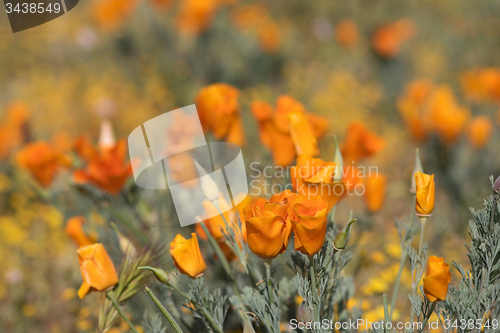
top-left (415, 171), bottom-right (435, 216)
top-left (289, 195), bottom-right (329, 256)
top-left (372, 19), bottom-right (416, 58)
top-left (397, 80), bottom-right (434, 142)
top-left (460, 68), bottom-right (500, 102)
top-left (176, 0), bottom-right (218, 35)
top-left (467, 116), bottom-right (493, 149)
top-left (423, 256), bottom-right (451, 302)
top-left (77, 244), bottom-right (119, 299)
top-left (195, 83), bottom-right (245, 146)
top-left (73, 138), bottom-right (133, 195)
top-left (335, 19), bottom-right (359, 49)
top-left (364, 173), bottom-right (387, 213)
top-left (93, 0), bottom-right (137, 30)
top-left (340, 121), bottom-right (385, 163)
top-left (290, 155), bottom-right (345, 211)
top-left (65, 216), bottom-right (96, 248)
top-left (0, 101), bottom-right (29, 159)
top-left (258, 21), bottom-right (281, 53)
top-left (17, 141), bottom-right (71, 187)
top-left (251, 96), bottom-right (328, 167)
top-left (243, 192), bottom-right (294, 259)
top-left (170, 233), bottom-right (207, 278)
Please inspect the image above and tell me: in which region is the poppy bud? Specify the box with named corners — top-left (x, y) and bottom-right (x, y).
top-left (494, 176), bottom-right (500, 194)
top-left (297, 300), bottom-right (313, 323)
top-left (332, 135), bottom-right (343, 182)
top-left (409, 149), bottom-right (423, 193)
top-left (333, 219), bottom-right (356, 251)
top-left (137, 266), bottom-right (169, 284)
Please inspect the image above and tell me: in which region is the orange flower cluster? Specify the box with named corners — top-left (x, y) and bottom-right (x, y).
top-left (398, 81), bottom-right (471, 144)
top-left (460, 68), bottom-right (500, 102)
top-left (73, 137), bottom-right (133, 195)
top-left (195, 83), bottom-right (245, 146)
top-left (17, 141), bottom-right (71, 187)
top-left (423, 256), bottom-right (451, 303)
top-left (251, 96), bottom-right (328, 167)
top-left (372, 19), bottom-right (416, 58)
top-left (232, 3), bottom-right (281, 53)
top-left (0, 101), bottom-right (29, 159)
top-left (335, 20), bottom-right (359, 49)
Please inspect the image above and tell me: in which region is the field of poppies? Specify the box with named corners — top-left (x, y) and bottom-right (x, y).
top-left (1, 0), bottom-right (500, 332)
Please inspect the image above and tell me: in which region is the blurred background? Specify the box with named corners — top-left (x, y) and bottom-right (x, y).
top-left (1, 0), bottom-right (500, 331)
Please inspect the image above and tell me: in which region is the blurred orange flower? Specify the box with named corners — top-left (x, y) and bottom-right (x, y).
top-left (77, 244), bottom-right (119, 299)
top-left (170, 233), bottom-right (207, 278)
top-left (17, 141), bottom-right (71, 187)
top-left (290, 155), bottom-right (344, 211)
top-left (0, 101), bottom-right (29, 159)
top-left (251, 96), bottom-right (328, 167)
top-left (258, 21), bottom-right (281, 53)
top-left (335, 19), bottom-right (359, 49)
top-left (340, 121), bottom-right (385, 163)
top-left (93, 0), bottom-right (138, 30)
top-left (73, 137), bottom-right (133, 195)
top-left (423, 256), bottom-right (451, 303)
top-left (467, 116), bottom-right (493, 149)
top-left (166, 153), bottom-right (198, 186)
top-left (290, 195), bottom-right (329, 256)
top-left (372, 19), bottom-right (416, 58)
top-left (65, 216), bottom-right (96, 248)
top-left (196, 83), bottom-right (245, 146)
top-left (415, 171), bottom-right (435, 216)
top-left (364, 173), bottom-right (387, 213)
top-left (244, 193), bottom-right (294, 259)
top-left (428, 86), bottom-right (470, 144)
top-left (397, 80), bottom-right (434, 142)
top-left (176, 0), bottom-right (218, 34)
top-left (461, 68), bottom-right (500, 102)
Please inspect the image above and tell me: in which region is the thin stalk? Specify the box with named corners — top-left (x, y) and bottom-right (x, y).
top-left (106, 291), bottom-right (140, 333)
top-left (199, 221), bottom-right (241, 298)
top-left (309, 256), bottom-right (319, 321)
top-left (383, 293), bottom-right (390, 333)
top-left (419, 302), bottom-right (437, 333)
top-left (264, 260), bottom-right (274, 306)
top-left (489, 194), bottom-right (498, 231)
top-left (418, 217), bottom-right (428, 257)
top-left (389, 248), bottom-right (406, 321)
top-left (145, 287), bottom-right (184, 333)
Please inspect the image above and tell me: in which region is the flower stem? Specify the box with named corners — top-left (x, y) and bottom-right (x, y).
top-left (383, 293), bottom-right (390, 333)
top-left (309, 256), bottom-right (319, 321)
top-left (389, 248), bottom-right (406, 321)
top-left (145, 286), bottom-right (183, 333)
top-left (420, 302), bottom-right (437, 333)
top-left (418, 217), bottom-right (428, 257)
top-left (199, 221), bottom-right (241, 298)
top-left (106, 291), bottom-right (139, 333)
top-left (264, 259), bottom-right (274, 306)
top-left (489, 194), bottom-right (498, 231)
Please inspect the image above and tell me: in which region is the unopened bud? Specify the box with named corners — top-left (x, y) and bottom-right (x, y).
top-left (333, 219), bottom-right (356, 251)
top-left (137, 266), bottom-right (169, 284)
top-left (409, 149), bottom-right (423, 193)
top-left (494, 176), bottom-right (500, 194)
top-left (333, 135), bottom-right (343, 182)
top-left (297, 300), bottom-right (312, 323)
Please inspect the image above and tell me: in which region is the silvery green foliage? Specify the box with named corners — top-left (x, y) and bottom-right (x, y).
top-left (438, 178), bottom-right (500, 332)
top-left (142, 312), bottom-right (167, 333)
top-left (231, 284), bottom-right (281, 333)
top-left (187, 277), bottom-right (229, 333)
top-left (291, 223), bottom-right (357, 333)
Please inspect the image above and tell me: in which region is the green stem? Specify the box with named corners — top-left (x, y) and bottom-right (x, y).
top-left (489, 195), bottom-right (498, 231)
top-left (106, 291), bottom-right (139, 333)
top-left (264, 259), bottom-right (274, 306)
top-left (309, 256), bottom-right (319, 321)
top-left (383, 293), bottom-right (390, 333)
top-left (145, 287), bottom-right (183, 333)
top-left (418, 217), bottom-right (427, 257)
top-left (389, 248), bottom-right (407, 321)
top-left (199, 221), bottom-right (241, 298)
top-left (420, 302), bottom-right (437, 333)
